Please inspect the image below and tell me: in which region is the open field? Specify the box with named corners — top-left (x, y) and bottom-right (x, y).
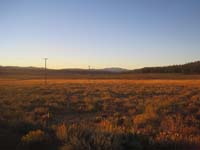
top-left (2, 73), bottom-right (200, 80)
top-left (1, 79), bottom-right (200, 150)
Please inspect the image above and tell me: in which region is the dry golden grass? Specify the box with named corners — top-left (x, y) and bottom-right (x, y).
top-left (1, 78), bottom-right (200, 150)
top-left (1, 78), bottom-right (200, 85)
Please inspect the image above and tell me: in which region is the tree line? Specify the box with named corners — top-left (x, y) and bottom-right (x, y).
top-left (132, 61), bottom-right (200, 74)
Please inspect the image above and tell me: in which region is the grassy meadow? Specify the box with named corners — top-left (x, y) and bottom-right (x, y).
top-left (1, 78), bottom-right (200, 150)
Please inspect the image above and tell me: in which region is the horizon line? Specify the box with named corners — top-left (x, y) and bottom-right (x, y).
top-left (1, 60), bottom-right (200, 70)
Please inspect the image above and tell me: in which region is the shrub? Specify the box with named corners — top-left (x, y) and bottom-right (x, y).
top-left (56, 123), bottom-right (67, 142)
top-left (21, 130), bottom-right (46, 144)
top-left (19, 129), bottom-right (51, 150)
top-left (57, 124), bottom-right (145, 150)
top-left (133, 112), bottom-right (158, 128)
top-left (85, 99), bottom-right (102, 112)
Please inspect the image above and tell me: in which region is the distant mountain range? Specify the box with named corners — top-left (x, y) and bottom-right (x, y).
top-left (1, 61), bottom-right (200, 76)
top-left (102, 67), bottom-right (128, 73)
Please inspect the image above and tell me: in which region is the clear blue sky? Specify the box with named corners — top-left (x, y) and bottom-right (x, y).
top-left (0, 0), bottom-right (200, 69)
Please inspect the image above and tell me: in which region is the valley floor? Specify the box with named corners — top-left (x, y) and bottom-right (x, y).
top-left (0, 78), bottom-right (200, 150)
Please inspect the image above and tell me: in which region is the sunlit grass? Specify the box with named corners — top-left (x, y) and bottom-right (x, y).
top-left (0, 79), bottom-right (200, 149)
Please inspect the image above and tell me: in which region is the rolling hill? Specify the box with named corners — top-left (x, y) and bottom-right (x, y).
top-left (1, 61), bottom-right (200, 79)
top-left (131, 61), bottom-right (200, 74)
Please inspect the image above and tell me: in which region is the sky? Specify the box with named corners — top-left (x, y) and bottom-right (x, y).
top-left (0, 0), bottom-right (200, 69)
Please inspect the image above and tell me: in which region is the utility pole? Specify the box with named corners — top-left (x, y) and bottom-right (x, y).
top-left (88, 65), bottom-right (91, 81)
top-left (43, 58), bottom-right (48, 85)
